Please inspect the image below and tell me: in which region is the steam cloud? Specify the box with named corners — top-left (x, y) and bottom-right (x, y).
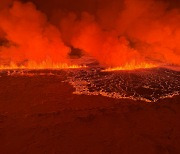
top-left (0, 1), bottom-right (70, 65)
top-left (0, 0), bottom-right (180, 67)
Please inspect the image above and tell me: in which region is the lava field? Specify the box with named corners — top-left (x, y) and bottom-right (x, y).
top-left (1, 67), bottom-right (180, 103)
top-left (67, 67), bottom-right (180, 102)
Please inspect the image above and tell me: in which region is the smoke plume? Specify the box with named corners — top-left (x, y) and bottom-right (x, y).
top-left (0, 1), bottom-right (70, 65)
top-left (0, 0), bottom-right (180, 67)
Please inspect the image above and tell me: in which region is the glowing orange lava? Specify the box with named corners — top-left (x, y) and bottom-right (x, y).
top-left (102, 62), bottom-right (157, 72)
top-left (0, 61), bottom-right (86, 70)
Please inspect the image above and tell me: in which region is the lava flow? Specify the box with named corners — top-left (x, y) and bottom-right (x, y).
top-left (67, 66), bottom-right (180, 102)
top-left (102, 62), bottom-right (158, 72)
top-left (0, 61), bottom-right (86, 70)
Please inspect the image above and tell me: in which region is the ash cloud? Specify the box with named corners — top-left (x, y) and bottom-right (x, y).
top-left (0, 0), bottom-right (180, 66)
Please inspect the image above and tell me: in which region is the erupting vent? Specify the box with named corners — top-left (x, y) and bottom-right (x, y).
top-left (102, 62), bottom-right (157, 71)
top-left (0, 62), bottom-right (86, 70)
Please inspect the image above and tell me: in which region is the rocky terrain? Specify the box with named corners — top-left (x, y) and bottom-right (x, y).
top-left (0, 68), bottom-right (180, 154)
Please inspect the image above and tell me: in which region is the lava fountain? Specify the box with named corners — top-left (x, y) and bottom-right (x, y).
top-left (102, 62), bottom-right (158, 72)
top-left (0, 61), bottom-right (86, 70)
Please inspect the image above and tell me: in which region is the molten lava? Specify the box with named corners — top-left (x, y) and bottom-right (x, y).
top-left (0, 61), bottom-right (85, 70)
top-left (102, 62), bottom-right (157, 72)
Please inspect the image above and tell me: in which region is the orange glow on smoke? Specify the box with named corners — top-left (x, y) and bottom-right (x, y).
top-left (103, 62), bottom-right (157, 72)
top-left (0, 61), bottom-right (86, 70)
top-left (0, 1), bottom-right (180, 69)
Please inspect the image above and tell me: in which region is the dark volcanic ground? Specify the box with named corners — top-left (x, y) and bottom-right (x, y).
top-left (1, 67), bottom-right (180, 102)
top-left (0, 67), bottom-right (180, 153)
top-left (68, 67), bottom-right (180, 102)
